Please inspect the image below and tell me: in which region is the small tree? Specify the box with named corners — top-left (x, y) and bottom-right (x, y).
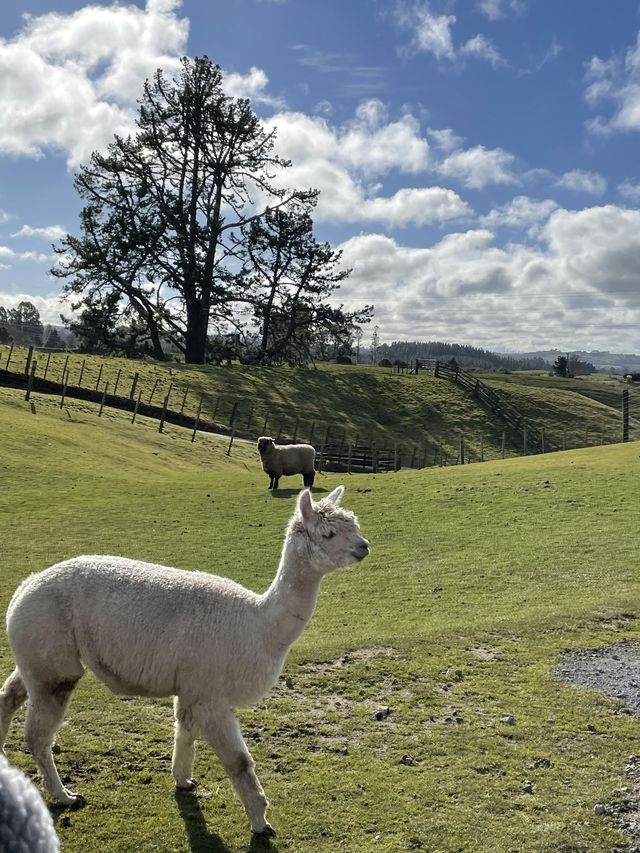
top-left (553, 355), bottom-right (568, 377)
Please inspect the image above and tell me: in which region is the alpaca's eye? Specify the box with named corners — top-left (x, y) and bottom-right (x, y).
top-left (324, 530), bottom-right (336, 539)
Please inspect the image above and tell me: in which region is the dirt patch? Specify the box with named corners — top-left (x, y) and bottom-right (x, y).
top-left (555, 641), bottom-right (640, 716)
top-left (296, 646), bottom-right (398, 673)
top-left (555, 641), bottom-right (640, 851)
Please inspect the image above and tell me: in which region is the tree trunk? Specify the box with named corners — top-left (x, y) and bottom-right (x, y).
top-left (184, 302), bottom-right (209, 363)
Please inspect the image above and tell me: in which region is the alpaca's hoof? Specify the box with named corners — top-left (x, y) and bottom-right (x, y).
top-left (253, 823), bottom-right (276, 838)
top-left (175, 779), bottom-right (197, 791)
top-left (60, 792), bottom-right (85, 810)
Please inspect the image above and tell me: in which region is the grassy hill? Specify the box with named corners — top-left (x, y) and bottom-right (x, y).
top-left (1, 344), bottom-right (634, 465)
top-left (1, 384), bottom-right (640, 851)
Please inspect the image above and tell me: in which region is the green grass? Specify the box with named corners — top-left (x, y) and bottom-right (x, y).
top-left (1, 344), bottom-right (632, 465)
top-left (1, 385), bottom-right (640, 851)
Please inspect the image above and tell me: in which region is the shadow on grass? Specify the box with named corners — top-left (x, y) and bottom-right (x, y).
top-left (269, 487), bottom-right (328, 499)
top-left (174, 789), bottom-right (279, 853)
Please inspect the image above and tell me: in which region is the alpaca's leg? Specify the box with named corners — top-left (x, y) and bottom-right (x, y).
top-left (195, 706), bottom-right (274, 836)
top-left (24, 680), bottom-right (82, 806)
top-left (0, 668), bottom-right (28, 751)
top-left (172, 696), bottom-right (198, 790)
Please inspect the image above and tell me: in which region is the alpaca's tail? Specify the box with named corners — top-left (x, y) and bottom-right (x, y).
top-left (0, 668), bottom-right (28, 751)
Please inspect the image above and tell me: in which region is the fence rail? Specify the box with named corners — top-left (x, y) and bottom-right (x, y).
top-left (416, 358), bottom-right (557, 453)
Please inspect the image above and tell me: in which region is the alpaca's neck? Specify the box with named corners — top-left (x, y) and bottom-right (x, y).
top-left (261, 534), bottom-right (322, 652)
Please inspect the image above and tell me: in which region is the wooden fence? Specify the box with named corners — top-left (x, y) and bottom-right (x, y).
top-left (415, 358), bottom-right (556, 454)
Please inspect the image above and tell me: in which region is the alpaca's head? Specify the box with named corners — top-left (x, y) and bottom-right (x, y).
top-left (293, 486), bottom-right (369, 573)
top-left (257, 436), bottom-right (275, 456)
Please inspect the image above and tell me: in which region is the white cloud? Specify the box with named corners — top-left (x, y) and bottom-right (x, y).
top-left (11, 224), bottom-right (66, 240)
top-left (438, 145), bottom-right (517, 189)
top-left (555, 169), bottom-right (606, 195)
top-left (585, 34), bottom-right (640, 135)
top-left (480, 196), bottom-right (558, 231)
top-left (476, 0), bottom-right (525, 20)
top-left (333, 204), bottom-right (640, 350)
top-left (223, 66), bottom-right (286, 108)
top-left (618, 179), bottom-right (640, 202)
top-left (0, 292), bottom-right (71, 325)
top-left (0, 0), bottom-right (188, 168)
top-left (394, 1), bottom-right (505, 67)
top-left (262, 106), bottom-right (465, 226)
top-left (460, 35), bottom-right (506, 68)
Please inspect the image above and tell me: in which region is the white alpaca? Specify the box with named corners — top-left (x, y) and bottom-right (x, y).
top-left (0, 486), bottom-right (368, 836)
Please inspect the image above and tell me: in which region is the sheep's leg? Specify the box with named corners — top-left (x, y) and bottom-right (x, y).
top-left (0, 668), bottom-right (28, 751)
top-left (24, 680), bottom-right (82, 806)
top-left (195, 706), bottom-right (274, 836)
top-left (172, 696), bottom-right (198, 790)
top-left (272, 475), bottom-right (279, 490)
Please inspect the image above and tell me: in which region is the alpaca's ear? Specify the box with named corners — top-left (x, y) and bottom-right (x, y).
top-left (297, 488), bottom-right (314, 522)
top-left (326, 485), bottom-right (345, 506)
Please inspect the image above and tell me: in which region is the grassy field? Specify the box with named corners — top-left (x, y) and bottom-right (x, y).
top-left (1, 385), bottom-right (640, 851)
top-left (1, 344), bottom-right (633, 464)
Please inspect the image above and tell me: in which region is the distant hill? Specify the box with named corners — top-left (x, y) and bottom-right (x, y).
top-left (374, 341), bottom-right (550, 371)
top-left (507, 349), bottom-right (640, 373)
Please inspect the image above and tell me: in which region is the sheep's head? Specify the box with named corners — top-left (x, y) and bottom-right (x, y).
top-left (295, 486), bottom-right (370, 573)
top-left (257, 436), bottom-right (275, 456)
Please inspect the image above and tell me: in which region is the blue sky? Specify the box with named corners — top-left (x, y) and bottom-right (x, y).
top-left (2, 0), bottom-right (640, 353)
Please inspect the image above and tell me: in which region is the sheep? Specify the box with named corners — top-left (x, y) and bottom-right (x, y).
top-left (257, 435), bottom-right (316, 490)
top-left (0, 486), bottom-right (369, 837)
top-left (0, 754), bottom-right (59, 852)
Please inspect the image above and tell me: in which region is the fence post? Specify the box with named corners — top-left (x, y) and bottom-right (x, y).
top-left (43, 351), bottom-right (51, 380)
top-left (180, 385), bottom-right (189, 415)
top-left (98, 383), bottom-right (109, 417)
top-left (394, 440), bottom-right (399, 471)
top-left (523, 427), bottom-right (527, 456)
top-left (95, 363), bottom-right (104, 392)
top-left (372, 442), bottom-right (377, 474)
top-left (459, 434), bottom-right (465, 465)
top-left (61, 354), bottom-right (69, 383)
top-left (347, 443), bottom-right (353, 474)
top-left (159, 395), bottom-right (169, 433)
top-left (25, 360), bottom-right (37, 401)
top-left (480, 434), bottom-right (484, 462)
top-left (410, 446), bottom-right (417, 468)
top-left (24, 346), bottom-right (34, 377)
top-left (131, 389), bottom-right (142, 424)
top-left (130, 372), bottom-right (139, 400)
top-left (540, 428), bottom-right (545, 454)
top-left (78, 359), bottom-right (86, 387)
top-left (59, 369), bottom-right (68, 409)
top-left (226, 429), bottom-right (236, 457)
top-left (212, 396), bottom-right (221, 422)
top-left (5, 342), bottom-right (13, 371)
top-left (622, 390), bottom-right (629, 442)
top-left (229, 401), bottom-right (239, 428)
top-left (584, 427), bottom-right (589, 447)
top-left (191, 394), bottom-right (204, 443)
top-left (148, 377), bottom-right (160, 404)
top-left (262, 409), bottom-right (270, 435)
top-left (113, 369), bottom-right (121, 397)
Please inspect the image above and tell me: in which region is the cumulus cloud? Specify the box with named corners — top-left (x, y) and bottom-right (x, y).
top-left (438, 145), bottom-right (517, 189)
top-left (585, 34), bottom-right (640, 135)
top-left (0, 0), bottom-right (188, 168)
top-left (334, 203), bottom-right (640, 350)
top-left (480, 195), bottom-right (558, 231)
top-left (555, 169), bottom-right (606, 195)
top-left (223, 66), bottom-right (286, 108)
top-left (0, 291), bottom-right (72, 324)
top-left (262, 105), bottom-right (469, 226)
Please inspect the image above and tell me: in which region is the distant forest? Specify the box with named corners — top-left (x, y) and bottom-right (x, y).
top-left (375, 341), bottom-right (551, 372)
